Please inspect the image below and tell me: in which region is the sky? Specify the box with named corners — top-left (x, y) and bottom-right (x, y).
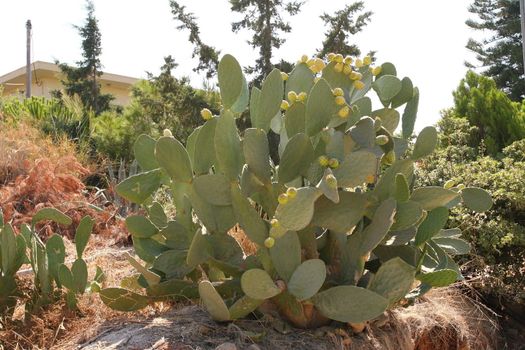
top-left (0, 0), bottom-right (480, 131)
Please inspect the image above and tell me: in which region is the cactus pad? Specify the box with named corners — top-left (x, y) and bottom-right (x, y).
top-left (241, 269), bottom-right (282, 300)
top-left (312, 286), bottom-right (388, 323)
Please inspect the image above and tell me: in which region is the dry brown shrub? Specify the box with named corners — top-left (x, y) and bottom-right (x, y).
top-left (305, 287), bottom-right (500, 350)
top-left (393, 288), bottom-right (500, 350)
top-left (0, 123), bottom-right (127, 241)
top-left (0, 122), bottom-right (83, 185)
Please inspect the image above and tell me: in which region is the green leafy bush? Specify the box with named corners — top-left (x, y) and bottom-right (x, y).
top-left (99, 54), bottom-right (492, 328)
top-left (502, 138), bottom-right (525, 162)
top-left (417, 113), bottom-right (525, 297)
top-left (90, 110), bottom-right (134, 161)
top-left (126, 56), bottom-right (221, 141)
top-left (0, 95), bottom-right (89, 142)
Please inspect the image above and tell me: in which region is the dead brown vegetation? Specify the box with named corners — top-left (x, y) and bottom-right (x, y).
top-left (0, 123), bottom-right (126, 241)
top-left (0, 122), bottom-right (84, 185)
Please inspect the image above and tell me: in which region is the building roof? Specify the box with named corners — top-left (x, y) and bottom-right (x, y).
top-left (0, 61), bottom-right (139, 88)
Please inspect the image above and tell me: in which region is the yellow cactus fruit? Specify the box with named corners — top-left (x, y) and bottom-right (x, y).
top-left (298, 92), bottom-right (308, 102)
top-left (338, 106), bottom-right (350, 118)
top-left (349, 71), bottom-right (362, 80)
top-left (327, 52), bottom-right (336, 61)
top-left (344, 56), bottom-right (353, 65)
top-left (353, 80), bottom-right (365, 90)
top-left (375, 135), bottom-right (389, 146)
top-left (264, 237), bottom-right (275, 248)
top-left (318, 155), bottom-right (329, 167)
top-left (349, 322), bottom-right (366, 333)
top-left (281, 72), bottom-right (289, 81)
top-left (288, 91), bottom-right (298, 103)
top-left (328, 158), bottom-right (340, 169)
top-left (335, 54), bottom-right (344, 63)
top-left (332, 87), bottom-right (344, 96)
top-left (444, 180), bottom-right (455, 189)
top-left (307, 58), bottom-right (316, 67)
top-left (311, 58), bottom-right (326, 73)
top-left (334, 62), bottom-right (344, 73)
top-left (335, 95), bottom-right (346, 106)
top-left (363, 56), bottom-right (372, 65)
top-left (278, 193), bottom-right (289, 205)
top-left (281, 100), bottom-right (290, 111)
top-left (201, 108), bottom-right (213, 120)
top-left (301, 54), bottom-right (308, 63)
top-left (457, 184), bottom-right (466, 190)
top-left (325, 174), bottom-right (337, 188)
top-left (372, 66), bottom-right (382, 76)
top-left (270, 218), bottom-right (280, 228)
top-left (355, 58), bottom-right (364, 68)
top-left (286, 187), bottom-right (298, 198)
top-left (343, 65), bottom-right (353, 75)
top-left (365, 174), bottom-right (375, 184)
top-left (163, 129), bottom-right (173, 137)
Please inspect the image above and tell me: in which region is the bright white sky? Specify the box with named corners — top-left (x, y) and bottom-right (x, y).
top-left (0, 0), bottom-right (479, 131)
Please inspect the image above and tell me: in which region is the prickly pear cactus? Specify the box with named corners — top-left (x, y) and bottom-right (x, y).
top-left (0, 210), bottom-right (26, 314)
top-left (0, 207), bottom-right (102, 314)
top-left (102, 53), bottom-right (493, 328)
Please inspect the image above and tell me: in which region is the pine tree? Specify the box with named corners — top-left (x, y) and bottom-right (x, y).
top-left (58, 0), bottom-right (113, 115)
top-left (452, 71), bottom-right (525, 154)
top-left (317, 2), bottom-right (373, 58)
top-left (466, 0), bottom-right (524, 101)
top-left (230, 0), bottom-right (304, 85)
top-left (169, 1), bottom-right (221, 79)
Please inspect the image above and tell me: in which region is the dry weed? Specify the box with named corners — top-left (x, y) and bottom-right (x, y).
top-left (0, 122), bottom-right (84, 185)
top-left (0, 123), bottom-right (127, 241)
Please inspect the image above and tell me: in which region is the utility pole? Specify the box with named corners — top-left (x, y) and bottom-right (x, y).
top-left (519, 0), bottom-right (525, 78)
top-left (25, 20), bottom-right (32, 98)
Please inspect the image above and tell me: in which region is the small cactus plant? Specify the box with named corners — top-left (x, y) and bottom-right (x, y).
top-left (102, 53), bottom-right (493, 328)
top-left (0, 208), bottom-right (100, 314)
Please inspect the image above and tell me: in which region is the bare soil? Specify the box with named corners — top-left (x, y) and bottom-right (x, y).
top-left (1, 237), bottom-right (508, 350)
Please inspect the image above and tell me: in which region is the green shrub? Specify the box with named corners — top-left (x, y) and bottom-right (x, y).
top-left (125, 56), bottom-right (221, 142)
top-left (0, 95), bottom-right (89, 142)
top-left (98, 54), bottom-right (492, 328)
top-left (417, 113), bottom-right (525, 295)
top-left (502, 138), bottom-right (525, 162)
top-left (90, 110), bottom-right (134, 161)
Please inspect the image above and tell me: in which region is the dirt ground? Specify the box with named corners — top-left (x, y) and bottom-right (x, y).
top-left (54, 279), bottom-right (506, 350)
